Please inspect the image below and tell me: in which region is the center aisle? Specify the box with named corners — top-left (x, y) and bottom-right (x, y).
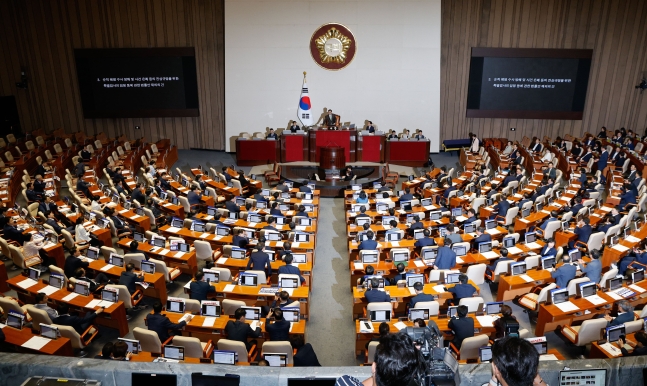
top-left (307, 198), bottom-right (359, 366)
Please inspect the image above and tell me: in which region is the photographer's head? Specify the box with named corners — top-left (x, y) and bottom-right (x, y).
top-left (372, 333), bottom-right (425, 386)
top-left (491, 336), bottom-right (539, 386)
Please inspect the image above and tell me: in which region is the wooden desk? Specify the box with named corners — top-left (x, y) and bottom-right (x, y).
top-left (0, 260), bottom-right (9, 292)
top-left (117, 238), bottom-right (198, 276)
top-left (86, 259), bottom-right (168, 304)
top-left (589, 332), bottom-right (636, 359)
top-left (1, 325), bottom-right (73, 356)
top-left (7, 276), bottom-right (130, 337)
top-left (236, 139), bottom-right (281, 166)
top-left (497, 269), bottom-right (554, 301)
top-left (214, 256), bottom-right (313, 288)
top-left (535, 291), bottom-right (616, 336)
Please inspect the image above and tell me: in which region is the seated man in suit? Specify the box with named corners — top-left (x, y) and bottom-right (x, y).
top-left (568, 217), bottom-right (592, 249)
top-left (358, 230), bottom-right (378, 251)
top-left (618, 245), bottom-right (647, 276)
top-left (2, 217), bottom-right (27, 244)
top-left (225, 307), bottom-right (262, 350)
top-left (54, 303), bottom-right (104, 335)
top-left (366, 121), bottom-right (375, 133)
top-left (471, 227), bottom-right (492, 251)
top-left (187, 186), bottom-right (203, 207)
top-left (487, 248), bottom-right (512, 272)
top-left (501, 172), bottom-right (516, 188)
top-left (110, 212), bottom-right (135, 236)
top-left (26, 183), bottom-right (44, 202)
top-left (444, 224), bottom-right (463, 245)
top-left (414, 229), bottom-right (436, 248)
top-left (539, 239), bottom-right (557, 257)
top-left (225, 195), bottom-right (241, 214)
top-left (118, 263), bottom-right (144, 294)
top-left (364, 278), bottom-right (392, 303)
top-left (246, 242), bottom-right (272, 277)
top-left (409, 282), bottom-right (433, 308)
top-left (269, 202), bottom-right (284, 217)
top-left (35, 161), bottom-right (51, 178)
top-left (232, 229), bottom-right (249, 249)
top-left (619, 331), bottom-right (647, 357)
top-left (64, 248), bottom-right (90, 278)
top-left (398, 188), bottom-right (415, 203)
top-left (33, 175), bottom-right (47, 193)
top-left (146, 301), bottom-right (192, 342)
top-left (448, 274), bottom-right (477, 305)
top-left (265, 308), bottom-right (290, 341)
top-left (390, 263), bottom-right (407, 283)
top-left (618, 183), bottom-right (637, 210)
top-left (38, 196), bottom-right (57, 217)
top-left (577, 249), bottom-right (602, 284)
top-left (434, 245), bottom-right (457, 270)
top-left (74, 267), bottom-right (111, 293)
top-left (605, 300), bottom-right (635, 326)
top-left (463, 209), bottom-right (477, 224)
top-left (539, 211), bottom-right (560, 232)
top-left (189, 271), bottom-right (216, 301)
top-left (492, 194), bottom-right (511, 220)
top-left (551, 254), bottom-right (577, 288)
top-left (294, 205), bottom-right (308, 218)
top-left (291, 335), bottom-right (321, 366)
top-left (516, 192), bottom-right (532, 210)
top-left (447, 305), bottom-right (474, 349)
top-left (278, 253), bottom-right (306, 285)
top-left (266, 128), bottom-right (278, 139)
top-left (288, 121), bottom-right (300, 133)
top-left (132, 184), bottom-right (147, 206)
top-left (322, 109), bottom-right (338, 129)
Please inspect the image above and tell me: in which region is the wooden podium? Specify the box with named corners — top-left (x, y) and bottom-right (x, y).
top-left (319, 146), bottom-right (345, 180)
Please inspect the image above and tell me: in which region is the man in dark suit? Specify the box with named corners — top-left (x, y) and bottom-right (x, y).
top-left (358, 230), bottom-right (378, 251)
top-left (414, 229), bottom-right (436, 248)
top-left (291, 335), bottom-right (321, 366)
top-left (64, 248), bottom-right (90, 278)
top-left (2, 217), bottom-right (27, 244)
top-left (551, 255), bottom-right (577, 288)
top-left (580, 147), bottom-right (593, 164)
top-left (568, 217), bottom-right (592, 249)
top-left (619, 184), bottom-right (637, 210)
top-left (38, 196), bottom-right (56, 217)
top-left (517, 193), bottom-right (532, 210)
top-left (578, 249), bottom-right (603, 284)
top-left (364, 278), bottom-right (391, 303)
top-left (226, 196), bottom-right (241, 214)
top-left (471, 227), bottom-right (492, 251)
top-left (544, 165), bottom-right (557, 181)
top-left (35, 162), bottom-right (50, 178)
top-left (606, 300), bottom-right (635, 326)
top-left (444, 224), bottom-right (463, 245)
top-left (189, 271), bottom-right (216, 301)
top-left (463, 209), bottom-right (477, 224)
top-left (566, 197), bottom-right (585, 216)
top-left (501, 173), bottom-right (516, 188)
top-left (33, 175), bottom-right (47, 193)
top-left (265, 308), bottom-right (290, 341)
top-left (118, 263), bottom-right (144, 294)
top-left (277, 254), bottom-right (306, 284)
top-left (132, 184), bottom-right (147, 206)
top-left (74, 160), bottom-right (86, 178)
top-left (366, 121), bottom-right (375, 133)
top-left (539, 211), bottom-right (559, 231)
top-left (398, 188), bottom-right (415, 203)
top-left (434, 245), bottom-right (457, 270)
top-left (187, 186), bottom-right (202, 206)
top-left (597, 148), bottom-right (609, 172)
top-left (26, 183), bottom-right (43, 202)
top-left (269, 202), bottom-right (283, 217)
top-left (447, 305), bottom-right (474, 349)
top-left (493, 194), bottom-right (511, 219)
top-left (146, 302), bottom-right (192, 342)
top-left (539, 239), bottom-right (557, 257)
top-left (232, 229), bottom-right (249, 248)
top-left (225, 307), bottom-right (262, 350)
top-left (323, 109), bottom-right (338, 129)
top-left (409, 282), bottom-right (434, 308)
top-left (288, 121), bottom-right (300, 133)
top-left (620, 332), bottom-right (647, 357)
top-left (448, 274), bottom-right (477, 304)
top-left (246, 242), bottom-right (272, 277)
top-left (266, 128), bottom-right (278, 139)
top-left (487, 248), bottom-right (512, 271)
top-left (626, 164), bottom-right (638, 182)
top-left (74, 267), bottom-right (110, 293)
top-left (54, 303), bottom-right (104, 334)
top-left (299, 183), bottom-right (312, 193)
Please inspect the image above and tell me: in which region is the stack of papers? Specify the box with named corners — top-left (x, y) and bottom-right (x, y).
top-left (485, 229), bottom-right (501, 235)
top-left (525, 242), bottom-right (541, 249)
top-left (599, 342), bottom-right (622, 357)
top-left (38, 286), bottom-right (60, 296)
top-left (583, 295), bottom-right (606, 306)
top-left (628, 284), bottom-right (646, 293)
top-left (86, 299), bottom-right (102, 308)
top-left (166, 226), bottom-right (181, 233)
top-left (15, 278), bottom-right (38, 289)
top-left (433, 285), bottom-right (446, 293)
top-left (519, 274), bottom-right (534, 283)
top-left (555, 301), bottom-right (579, 313)
top-left (476, 315), bottom-right (500, 327)
top-left (353, 262), bottom-right (364, 270)
top-left (393, 321), bottom-right (408, 330)
top-left (179, 313), bottom-right (192, 323)
top-left (21, 336), bottom-right (51, 350)
top-left (98, 300), bottom-right (114, 308)
top-left (612, 245), bottom-right (630, 252)
top-left (413, 260), bottom-right (425, 267)
top-left (481, 251), bottom-right (500, 259)
top-left (223, 284), bottom-right (236, 292)
top-left (136, 282), bottom-right (150, 289)
top-left (100, 264), bottom-right (115, 272)
top-left (62, 293), bottom-right (79, 301)
top-left (507, 247), bottom-right (523, 254)
top-left (625, 235), bottom-right (641, 243)
top-left (538, 354), bottom-right (559, 361)
top-left (202, 317), bottom-right (216, 327)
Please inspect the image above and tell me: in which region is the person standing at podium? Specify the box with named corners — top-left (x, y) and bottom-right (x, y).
top-left (323, 109), bottom-right (338, 130)
top-left (366, 121), bottom-right (375, 133)
top-left (266, 128), bottom-right (278, 139)
top-left (289, 121), bottom-right (301, 133)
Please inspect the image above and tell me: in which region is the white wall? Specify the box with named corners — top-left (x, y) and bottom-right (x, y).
top-left (225, 0), bottom-right (441, 152)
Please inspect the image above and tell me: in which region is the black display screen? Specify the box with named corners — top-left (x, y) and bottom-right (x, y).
top-left (75, 48), bottom-right (199, 118)
top-left (467, 48), bottom-right (592, 119)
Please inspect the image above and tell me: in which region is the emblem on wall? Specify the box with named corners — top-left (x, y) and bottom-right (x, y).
top-left (310, 23), bottom-right (356, 71)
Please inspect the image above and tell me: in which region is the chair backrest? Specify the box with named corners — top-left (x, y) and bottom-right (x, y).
top-left (537, 283), bottom-right (557, 303)
top-left (184, 299), bottom-right (201, 314)
top-left (0, 297), bottom-right (24, 319)
top-left (124, 253), bottom-right (147, 269)
top-left (567, 277), bottom-right (591, 297)
top-left (524, 255), bottom-right (539, 270)
top-left (245, 270), bottom-right (267, 284)
top-left (105, 284), bottom-right (133, 308)
top-left (367, 302), bottom-right (392, 314)
top-left (459, 334), bottom-right (489, 360)
top-left (599, 268), bottom-right (618, 287)
top-left (366, 341), bottom-right (379, 364)
top-left (133, 327), bottom-right (163, 353)
top-left (458, 296), bottom-right (484, 313)
top-left (217, 339), bottom-right (248, 362)
top-left (52, 324), bottom-right (85, 349)
top-left (624, 319), bottom-right (643, 334)
top-left (172, 336), bottom-right (204, 358)
top-left (193, 240), bottom-right (214, 261)
top-left (413, 301), bottom-right (439, 316)
top-left (465, 264), bottom-right (486, 285)
top-left (222, 299), bottom-right (246, 316)
top-left (574, 318), bottom-right (607, 346)
top-left (587, 232), bottom-right (605, 251)
top-left (428, 269), bottom-right (450, 282)
top-left (178, 196), bottom-right (191, 212)
top-left (9, 245), bottom-right (26, 269)
top-left (543, 221), bottom-right (561, 239)
top-left (100, 246), bottom-right (118, 261)
top-left (151, 259), bottom-right (173, 281)
top-left (262, 341), bottom-right (294, 365)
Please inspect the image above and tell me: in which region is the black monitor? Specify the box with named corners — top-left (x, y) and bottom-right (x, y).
top-left (239, 273), bottom-right (258, 286)
top-left (74, 281), bottom-right (90, 296)
top-left (356, 217), bottom-right (371, 227)
top-left (369, 310), bottom-right (391, 322)
top-left (478, 242), bottom-right (492, 253)
top-left (248, 213), bottom-right (262, 223)
top-left (201, 302), bottom-right (221, 317)
top-left (525, 232), bottom-right (537, 244)
top-left (192, 221), bottom-right (206, 232)
top-left (361, 252), bottom-right (379, 264)
top-left (464, 223), bottom-right (476, 233)
top-left (153, 237), bottom-right (166, 247)
top-left (451, 207), bottom-right (462, 217)
top-left (633, 269), bottom-right (645, 284)
top-left (479, 346), bottom-right (492, 362)
top-left (275, 216), bottom-right (287, 225)
top-left (607, 276), bottom-right (623, 291)
top-left (541, 256), bottom-right (556, 270)
top-left (163, 345), bottom-right (185, 360)
top-left (141, 261), bottom-right (156, 274)
top-left (231, 248), bottom-right (246, 259)
top-left (510, 262), bottom-right (526, 276)
top-left (429, 211), bottom-right (442, 220)
top-left (48, 274), bottom-right (64, 289)
top-left (170, 242), bottom-right (190, 252)
top-left (438, 227), bottom-right (448, 237)
top-left (101, 288), bottom-right (118, 303)
top-left (568, 249), bottom-right (581, 261)
top-left (578, 282), bottom-right (597, 298)
top-left (109, 253), bottom-right (124, 267)
top-left (376, 202), bottom-right (389, 212)
top-left (485, 302), bottom-right (503, 315)
top-left (280, 277), bottom-right (299, 289)
top-left (606, 325), bottom-right (625, 342)
top-left (133, 232), bottom-right (145, 242)
top-left (532, 341), bottom-right (548, 355)
top-left (452, 245), bottom-right (467, 257)
top-left (421, 248), bottom-right (437, 263)
top-left (445, 273), bottom-right (461, 284)
top-left (550, 288), bottom-right (569, 305)
top-left (503, 237), bottom-right (515, 248)
top-left (166, 299), bottom-right (185, 313)
top-left (521, 207), bottom-right (531, 218)
top-left (207, 206), bottom-right (217, 216)
top-left (6, 312), bottom-right (24, 330)
top-left (171, 217), bottom-right (183, 228)
top-left (386, 232), bottom-right (402, 242)
top-left (413, 229), bottom-right (425, 240)
top-left (241, 306), bottom-right (261, 321)
top-left (28, 267), bottom-right (40, 281)
top-left (420, 198), bottom-right (431, 206)
top-left (132, 373), bottom-right (177, 386)
top-left (203, 269), bottom-right (219, 283)
top-left (216, 226), bottom-right (230, 236)
top-left (485, 220), bottom-right (496, 230)
top-left (406, 274), bottom-right (425, 288)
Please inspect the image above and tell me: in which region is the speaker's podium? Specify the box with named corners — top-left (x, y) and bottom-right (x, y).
top-left (308, 128), bottom-right (357, 180)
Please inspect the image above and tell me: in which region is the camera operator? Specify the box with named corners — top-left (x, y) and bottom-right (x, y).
top-left (482, 336), bottom-right (547, 386)
top-left (336, 333), bottom-right (426, 386)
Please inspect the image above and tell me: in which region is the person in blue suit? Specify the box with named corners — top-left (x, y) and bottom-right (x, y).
top-left (277, 253), bottom-right (306, 284)
top-left (531, 179), bottom-right (549, 202)
top-left (189, 271), bottom-right (216, 301)
top-left (399, 188), bottom-right (415, 203)
top-left (619, 184), bottom-right (637, 210)
top-left (577, 249), bottom-right (602, 284)
top-left (145, 302), bottom-right (192, 342)
top-left (54, 303), bottom-right (105, 335)
top-left (618, 246), bottom-right (647, 275)
top-left (448, 274), bottom-right (477, 304)
top-left (539, 239), bottom-right (557, 257)
top-left (356, 190), bottom-right (369, 203)
top-left (539, 211), bottom-right (559, 231)
top-left (568, 217), bottom-right (592, 249)
top-left (597, 148), bottom-right (609, 172)
top-left (493, 194), bottom-right (511, 220)
top-left (463, 209), bottom-right (477, 224)
top-left (551, 255), bottom-right (577, 288)
top-left (471, 227), bottom-right (492, 251)
top-left (501, 173), bottom-right (516, 188)
top-left (442, 183), bottom-right (457, 205)
top-left (364, 278), bottom-right (391, 303)
top-left (409, 282), bottom-right (434, 308)
top-left (246, 241), bottom-right (272, 277)
top-left (487, 248), bottom-right (512, 272)
top-left (434, 245), bottom-right (457, 270)
top-left (517, 193), bottom-right (532, 209)
top-left (605, 300), bottom-right (635, 326)
top-left (414, 229), bottom-right (436, 248)
top-left (358, 230), bottom-right (378, 251)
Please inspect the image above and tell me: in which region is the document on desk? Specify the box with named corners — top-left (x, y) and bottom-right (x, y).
top-left (519, 274), bottom-right (534, 283)
top-left (173, 252), bottom-right (185, 258)
top-left (98, 300), bottom-right (114, 308)
top-left (628, 284), bottom-right (646, 293)
top-left (200, 232), bottom-right (210, 238)
top-left (455, 257), bottom-right (464, 264)
top-left (62, 293), bottom-right (79, 302)
top-left (599, 342), bottom-right (622, 357)
top-left (485, 229), bottom-right (501, 235)
top-left (22, 336), bottom-right (51, 351)
top-left (476, 315), bottom-right (499, 327)
top-left (258, 287), bottom-right (280, 295)
top-left (136, 282), bottom-right (150, 289)
top-left (625, 235), bottom-right (641, 243)
top-left (85, 299), bottom-right (102, 308)
top-left (382, 224), bottom-right (391, 230)
top-left (583, 295), bottom-right (606, 306)
top-left (118, 209), bottom-right (129, 215)
top-left (296, 226), bottom-right (306, 231)
top-left (409, 287), bottom-right (417, 295)
top-left (390, 241), bottom-right (400, 247)
top-left (283, 288), bottom-right (294, 296)
top-left (250, 321), bottom-right (259, 330)
top-left (555, 301), bottom-right (579, 313)
top-left (433, 285), bottom-right (446, 293)
top-left (393, 322), bottom-right (408, 331)
top-left (217, 257), bottom-right (228, 265)
top-left (538, 354), bottom-right (559, 361)
top-left (506, 247), bottom-right (523, 255)
top-left (599, 206), bottom-right (612, 212)
top-left (413, 260), bottom-right (425, 268)
top-left (38, 286), bottom-right (60, 296)
top-left (166, 227), bottom-right (181, 233)
top-left (158, 249), bottom-right (170, 256)
top-left (605, 291), bottom-right (623, 300)
top-left (15, 278), bottom-right (39, 289)
top-left (214, 235), bottom-right (224, 240)
top-left (100, 264), bottom-right (115, 272)
top-left (292, 242), bottom-right (301, 248)
top-left (481, 251), bottom-right (500, 259)
top-left (202, 317), bottom-right (216, 327)
top-left (223, 284), bottom-right (236, 293)
top-left (612, 244), bottom-right (630, 252)
top-left (353, 262), bottom-right (364, 270)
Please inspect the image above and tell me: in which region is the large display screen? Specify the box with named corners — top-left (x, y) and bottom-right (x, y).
top-left (466, 48), bottom-right (592, 119)
top-left (74, 48), bottom-right (199, 118)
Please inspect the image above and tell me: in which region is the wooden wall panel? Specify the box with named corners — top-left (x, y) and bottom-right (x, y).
top-left (442, 0), bottom-right (647, 143)
top-left (0, 0), bottom-right (225, 150)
